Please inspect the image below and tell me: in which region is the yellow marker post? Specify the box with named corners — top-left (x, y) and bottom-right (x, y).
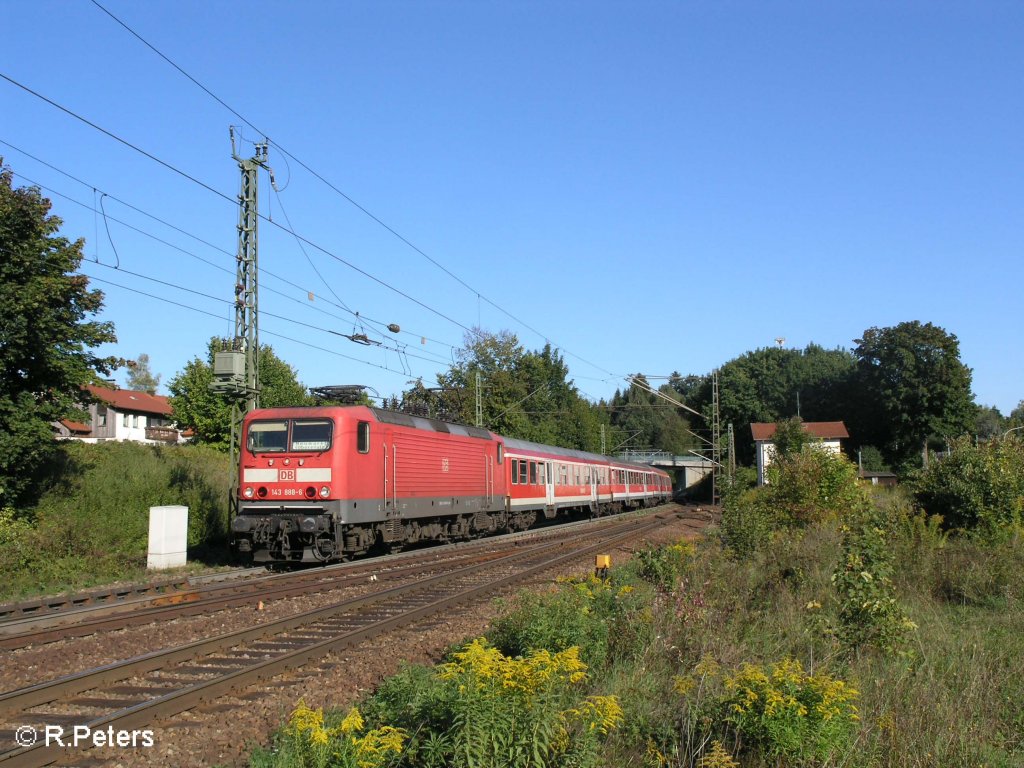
top-left (594, 554), bottom-right (611, 579)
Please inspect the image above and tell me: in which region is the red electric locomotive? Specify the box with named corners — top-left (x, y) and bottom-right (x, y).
top-left (230, 405), bottom-right (671, 563)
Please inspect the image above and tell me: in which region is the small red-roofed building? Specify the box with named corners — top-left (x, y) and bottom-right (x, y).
top-left (750, 421), bottom-right (849, 485)
top-left (54, 384), bottom-right (184, 444)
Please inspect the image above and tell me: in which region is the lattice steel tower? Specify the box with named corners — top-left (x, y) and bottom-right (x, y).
top-left (213, 128), bottom-right (274, 519)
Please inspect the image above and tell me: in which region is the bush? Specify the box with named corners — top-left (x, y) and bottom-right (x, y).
top-left (718, 659), bottom-right (860, 763)
top-left (830, 506), bottom-right (916, 656)
top-left (489, 569), bottom-right (657, 669)
top-left (720, 446), bottom-right (866, 558)
top-left (0, 441), bottom-right (231, 598)
top-left (914, 436), bottom-right (1024, 537)
top-left (719, 487), bottom-right (774, 558)
top-left (324, 640), bottom-right (622, 768)
top-left (250, 700), bottom-right (406, 768)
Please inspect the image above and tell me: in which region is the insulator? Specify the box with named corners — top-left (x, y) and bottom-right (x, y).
top-left (387, 323), bottom-right (400, 334)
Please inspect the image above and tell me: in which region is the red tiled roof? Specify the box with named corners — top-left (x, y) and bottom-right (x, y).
top-left (751, 421), bottom-right (849, 441)
top-left (60, 419), bottom-right (93, 435)
top-left (86, 384), bottom-right (172, 416)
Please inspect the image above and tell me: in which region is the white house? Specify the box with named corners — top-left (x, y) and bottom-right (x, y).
top-left (751, 421), bottom-right (849, 486)
top-left (55, 384), bottom-right (185, 445)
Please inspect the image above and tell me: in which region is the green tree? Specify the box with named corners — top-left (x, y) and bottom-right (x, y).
top-left (125, 352), bottom-right (161, 394)
top-left (853, 321), bottom-right (974, 467)
top-left (403, 329), bottom-right (609, 450)
top-left (973, 405), bottom-right (1005, 440)
top-left (683, 345), bottom-right (855, 464)
top-left (0, 165), bottom-right (119, 506)
top-left (168, 339), bottom-right (312, 449)
top-left (771, 416), bottom-right (809, 459)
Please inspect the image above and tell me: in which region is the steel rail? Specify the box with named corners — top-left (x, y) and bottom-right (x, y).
top-left (0, 514), bottom-right (669, 767)
top-left (0, 505), bottom-right (672, 636)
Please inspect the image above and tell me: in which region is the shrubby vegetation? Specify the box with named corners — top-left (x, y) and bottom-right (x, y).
top-left (0, 441), bottom-right (230, 599)
top-left (913, 435), bottom-right (1024, 537)
top-left (251, 432), bottom-right (1023, 768)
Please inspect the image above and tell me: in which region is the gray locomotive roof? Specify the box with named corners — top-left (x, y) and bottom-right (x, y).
top-left (370, 408), bottom-right (493, 440)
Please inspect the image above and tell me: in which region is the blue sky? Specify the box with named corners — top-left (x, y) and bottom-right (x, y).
top-left (3, 1), bottom-right (1021, 415)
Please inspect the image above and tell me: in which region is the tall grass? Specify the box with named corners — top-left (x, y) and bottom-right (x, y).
top-left (0, 441), bottom-right (231, 599)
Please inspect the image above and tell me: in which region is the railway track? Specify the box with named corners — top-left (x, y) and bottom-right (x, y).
top-left (0, 510), bottom-right (680, 768)
top-left (0, 508), bottom-right (679, 650)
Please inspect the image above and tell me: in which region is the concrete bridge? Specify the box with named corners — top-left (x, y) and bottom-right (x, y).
top-left (615, 451), bottom-right (715, 493)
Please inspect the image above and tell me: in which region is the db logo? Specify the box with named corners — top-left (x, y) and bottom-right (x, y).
top-left (278, 469), bottom-right (296, 482)
top-left (441, 458), bottom-right (450, 473)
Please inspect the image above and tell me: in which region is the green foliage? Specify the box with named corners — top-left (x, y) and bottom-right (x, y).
top-left (608, 375), bottom-right (695, 456)
top-left (858, 444), bottom-right (888, 472)
top-left (681, 344), bottom-right (856, 464)
top-left (168, 339), bottom-right (312, 449)
top-left (719, 487), bottom-right (775, 558)
top-left (974, 404), bottom-right (1006, 440)
top-left (854, 321), bottom-right (975, 467)
top-left (0, 441), bottom-right (230, 599)
top-left (831, 506), bottom-right (916, 656)
top-left (913, 435), bottom-right (1024, 537)
top-left (251, 701), bottom-right (406, 768)
top-left (720, 445), bottom-right (866, 558)
top-left (405, 329), bottom-right (612, 451)
top-left (717, 659), bottom-right (860, 763)
top-left (770, 416), bottom-right (809, 459)
top-left (626, 540), bottom-right (694, 592)
top-left (0, 163), bottom-right (120, 506)
top-left (766, 447), bottom-right (868, 526)
top-left (300, 641), bottom-right (622, 768)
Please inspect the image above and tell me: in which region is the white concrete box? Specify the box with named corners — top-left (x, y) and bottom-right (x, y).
top-left (147, 505), bottom-right (188, 569)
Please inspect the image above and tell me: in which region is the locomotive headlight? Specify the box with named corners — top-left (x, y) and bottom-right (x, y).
top-left (243, 487), bottom-right (254, 499)
top-left (319, 486), bottom-right (330, 498)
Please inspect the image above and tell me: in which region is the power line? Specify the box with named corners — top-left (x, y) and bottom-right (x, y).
top-left (0, 73), bottom-right (476, 336)
top-left (80, 272), bottom-right (426, 383)
top-left (2, 139), bottom-right (459, 353)
top-left (81, 259), bottom-right (454, 369)
top-left (85, 1), bottom-right (619, 379)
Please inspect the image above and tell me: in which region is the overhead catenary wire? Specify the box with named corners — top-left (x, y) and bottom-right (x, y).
top-left (2, 141), bottom-right (459, 352)
top-left (80, 260), bottom-right (455, 369)
top-left (80, 272), bottom-right (425, 386)
top-left (0, 74), bottom-right (477, 336)
top-left (84, 0), bottom-right (620, 380)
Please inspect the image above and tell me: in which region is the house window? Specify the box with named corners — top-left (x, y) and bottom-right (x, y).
top-left (122, 413), bottom-right (129, 427)
top-left (97, 407), bottom-right (107, 427)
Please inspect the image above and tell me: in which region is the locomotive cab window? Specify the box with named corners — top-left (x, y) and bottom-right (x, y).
top-left (357, 421), bottom-right (370, 454)
top-left (497, 444), bottom-right (504, 464)
top-left (292, 419), bottom-right (333, 452)
top-left (248, 420), bottom-right (289, 453)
